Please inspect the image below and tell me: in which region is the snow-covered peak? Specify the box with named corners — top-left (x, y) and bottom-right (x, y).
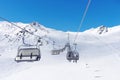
top-left (97, 25), bottom-right (108, 34)
top-left (30, 22), bottom-right (40, 27)
top-left (83, 25), bottom-right (108, 35)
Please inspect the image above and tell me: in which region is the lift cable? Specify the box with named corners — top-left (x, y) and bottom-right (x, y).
top-left (0, 16), bottom-right (56, 45)
top-left (74, 0), bottom-right (92, 43)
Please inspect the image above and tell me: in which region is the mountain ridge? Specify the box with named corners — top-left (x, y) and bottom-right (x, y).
top-left (0, 21), bottom-right (120, 80)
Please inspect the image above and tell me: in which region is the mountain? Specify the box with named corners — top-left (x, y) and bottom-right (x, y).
top-left (0, 21), bottom-right (120, 80)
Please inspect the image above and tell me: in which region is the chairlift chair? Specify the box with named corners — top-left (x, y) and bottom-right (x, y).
top-left (66, 50), bottom-right (79, 62)
top-left (15, 45), bottom-right (41, 62)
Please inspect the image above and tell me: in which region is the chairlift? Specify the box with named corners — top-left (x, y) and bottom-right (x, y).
top-left (15, 27), bottom-right (42, 62)
top-left (15, 45), bottom-right (41, 62)
top-left (66, 46), bottom-right (79, 63)
top-left (66, 41), bottom-right (79, 63)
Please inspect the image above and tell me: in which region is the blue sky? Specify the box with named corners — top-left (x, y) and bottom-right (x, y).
top-left (0, 0), bottom-right (120, 31)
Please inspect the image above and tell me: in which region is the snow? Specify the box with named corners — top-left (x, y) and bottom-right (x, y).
top-left (0, 21), bottom-right (120, 80)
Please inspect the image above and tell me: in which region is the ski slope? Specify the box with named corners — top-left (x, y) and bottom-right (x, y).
top-left (0, 21), bottom-right (120, 80)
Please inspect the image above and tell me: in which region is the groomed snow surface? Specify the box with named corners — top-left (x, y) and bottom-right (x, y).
top-left (0, 22), bottom-right (120, 80)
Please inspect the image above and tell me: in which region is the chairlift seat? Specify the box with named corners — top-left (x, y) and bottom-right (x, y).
top-left (15, 47), bottom-right (41, 62)
top-left (66, 50), bottom-right (79, 61)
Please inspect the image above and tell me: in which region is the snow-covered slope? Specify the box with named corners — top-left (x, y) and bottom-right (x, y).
top-left (0, 21), bottom-right (120, 80)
